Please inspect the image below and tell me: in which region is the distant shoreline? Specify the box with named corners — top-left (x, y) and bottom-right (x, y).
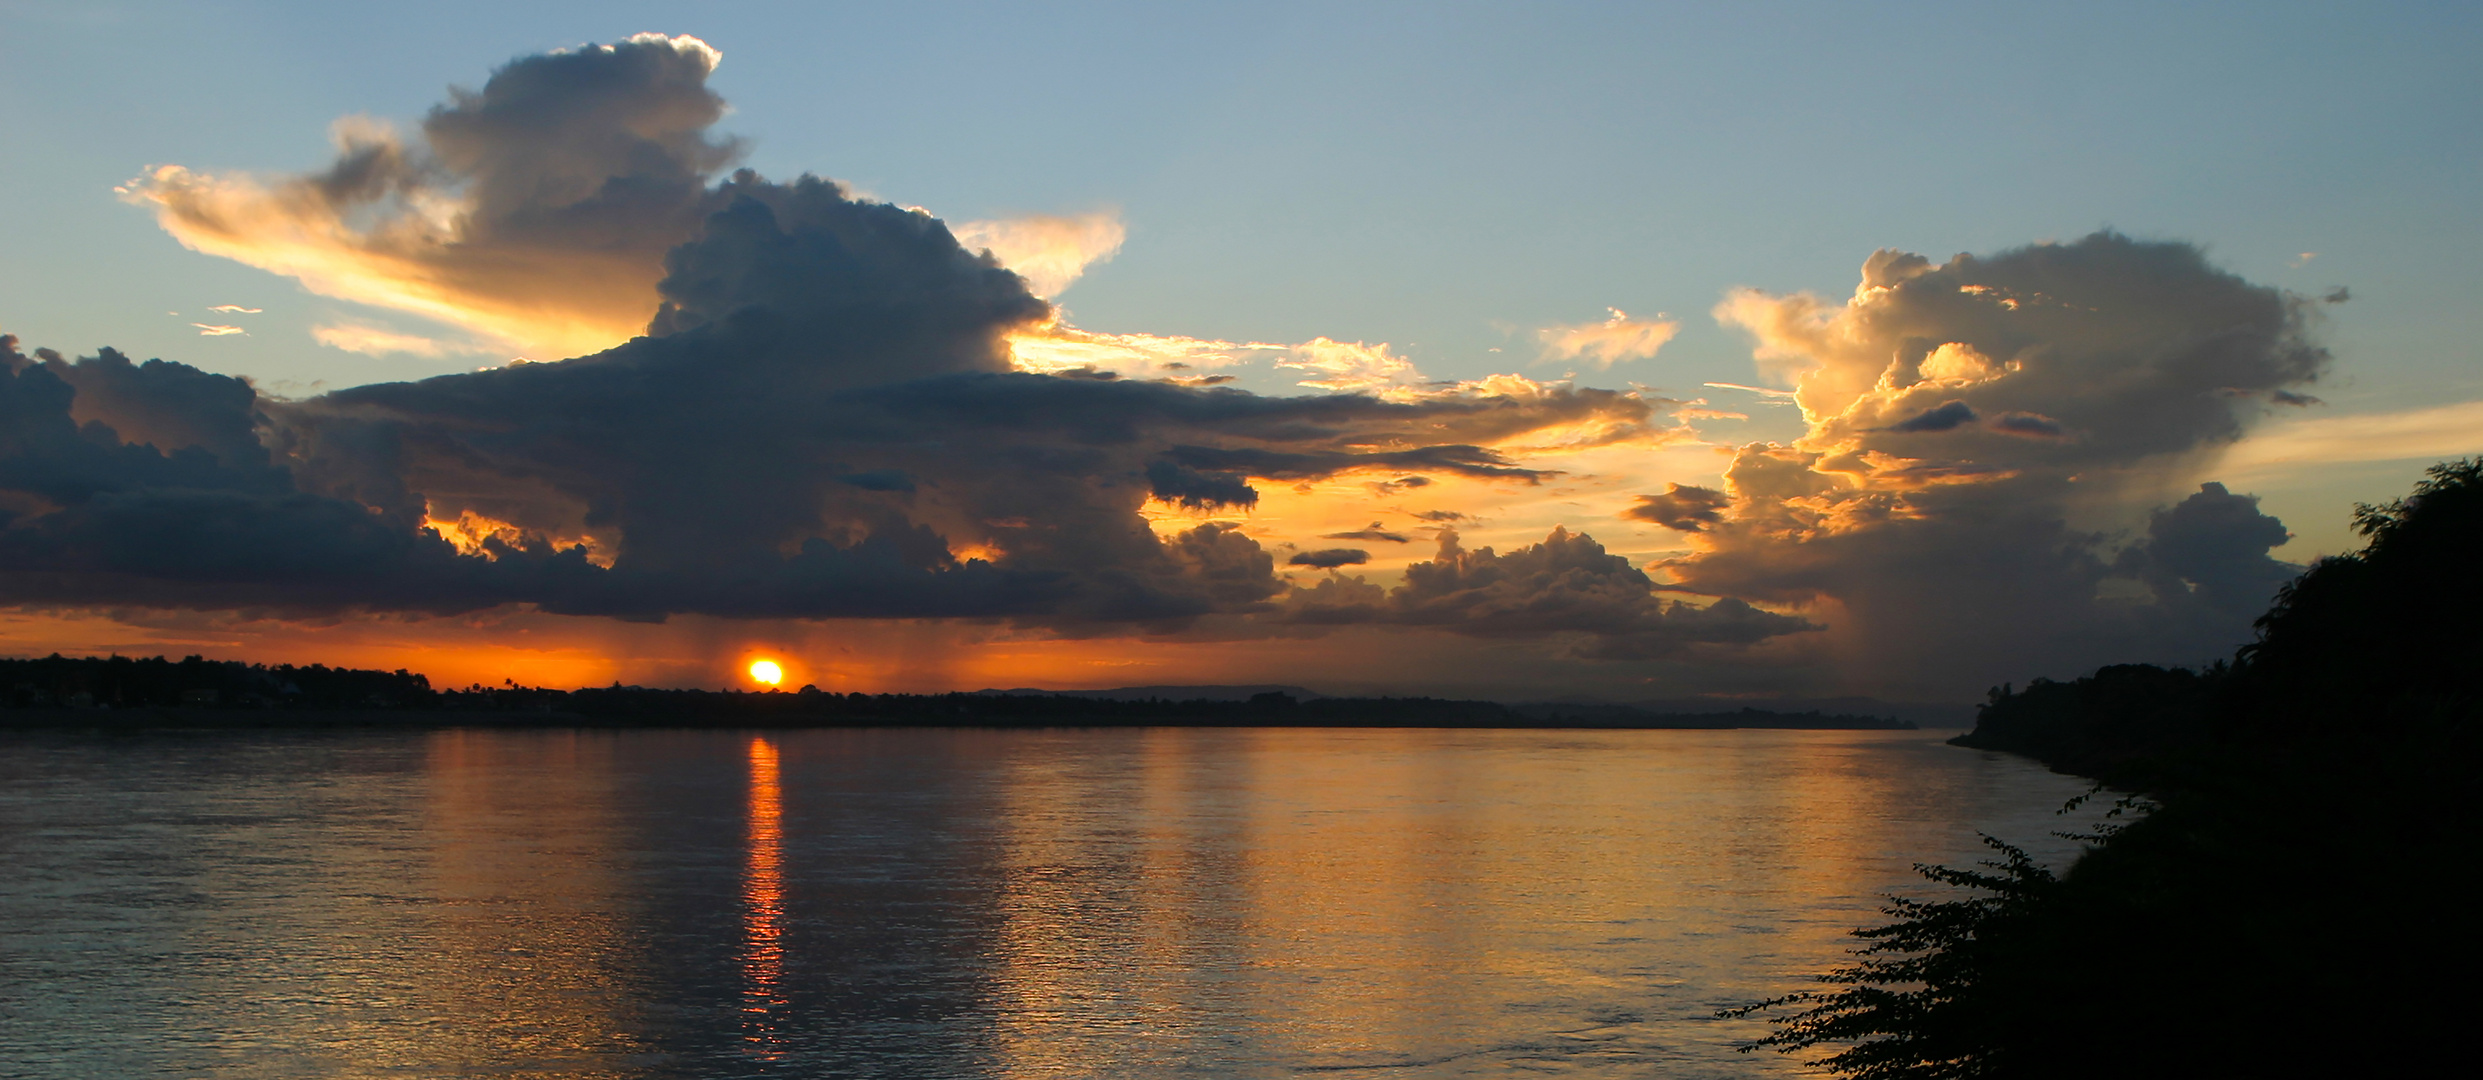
top-left (0, 702), bottom-right (1916, 733)
top-left (0, 656), bottom-right (1953, 731)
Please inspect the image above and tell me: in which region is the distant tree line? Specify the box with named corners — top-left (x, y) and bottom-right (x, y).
top-left (0, 661), bottom-right (1910, 730)
top-left (0, 653), bottom-right (435, 710)
top-left (1731, 459), bottom-right (2483, 1077)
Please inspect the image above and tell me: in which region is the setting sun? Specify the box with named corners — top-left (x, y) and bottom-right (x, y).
top-left (748, 659), bottom-right (783, 686)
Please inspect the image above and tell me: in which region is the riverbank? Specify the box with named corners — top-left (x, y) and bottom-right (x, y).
top-left (1739, 460), bottom-right (2483, 1078)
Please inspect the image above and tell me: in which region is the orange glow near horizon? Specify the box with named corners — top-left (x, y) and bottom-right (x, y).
top-left (0, 590), bottom-right (1827, 700)
top-left (742, 737), bottom-right (786, 1059)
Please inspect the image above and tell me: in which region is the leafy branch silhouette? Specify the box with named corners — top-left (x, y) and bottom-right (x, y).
top-left (1721, 837), bottom-right (2059, 1079)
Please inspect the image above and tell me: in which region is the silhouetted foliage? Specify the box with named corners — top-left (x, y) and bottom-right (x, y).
top-left (1725, 838), bottom-right (2060, 1079)
top-left (0, 653), bottom-right (432, 709)
top-left (1733, 459), bottom-right (2483, 1077)
top-left (1954, 664), bottom-right (2220, 789)
top-left (2225, 457), bottom-right (2483, 731)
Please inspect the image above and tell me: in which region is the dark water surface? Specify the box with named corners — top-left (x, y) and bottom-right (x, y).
top-left (0, 727), bottom-right (2094, 1078)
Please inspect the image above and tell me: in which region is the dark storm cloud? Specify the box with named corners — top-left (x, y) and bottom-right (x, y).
top-left (1988, 411), bottom-right (2070, 438)
top-left (1683, 232), bottom-right (2329, 695)
top-left (837, 470), bottom-right (917, 493)
top-left (1282, 527), bottom-right (1818, 658)
top-left (2118, 482), bottom-right (2298, 618)
top-left (1288, 548), bottom-right (1370, 569)
top-left (4, 37), bottom-right (1664, 637)
top-left (0, 339), bottom-right (601, 614)
top-left (1623, 483), bottom-right (1729, 532)
top-left (1887, 400), bottom-right (1977, 433)
top-left (0, 342), bottom-right (281, 504)
top-left (1158, 444), bottom-right (1548, 482)
top-left (1147, 461), bottom-right (1258, 511)
top-left (8, 344), bottom-right (274, 473)
top-left (1323, 524), bottom-right (1413, 543)
top-left (637, 175), bottom-right (1044, 383)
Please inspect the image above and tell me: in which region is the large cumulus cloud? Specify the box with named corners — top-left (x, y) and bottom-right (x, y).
top-left (52, 37), bottom-right (2349, 689)
top-left (125, 34), bottom-right (739, 359)
top-left (0, 337), bottom-right (606, 613)
top-left (3, 179), bottom-right (1661, 631)
top-left (4, 36), bottom-right (1768, 663)
top-left (1656, 233), bottom-right (2326, 695)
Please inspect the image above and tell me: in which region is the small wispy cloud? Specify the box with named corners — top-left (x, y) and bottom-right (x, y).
top-left (1277, 338), bottom-right (1426, 394)
top-left (1701, 381), bottom-right (1798, 403)
top-left (2221, 399), bottom-right (2483, 479)
top-left (312, 323), bottom-right (480, 358)
top-left (190, 323), bottom-right (246, 336)
top-left (1537, 308), bottom-right (1679, 368)
top-left (206, 304), bottom-right (262, 314)
top-left (951, 212), bottom-right (1126, 299)
top-left (1006, 325), bottom-right (1281, 380)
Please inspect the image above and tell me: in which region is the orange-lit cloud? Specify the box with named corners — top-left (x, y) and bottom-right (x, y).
top-left (1702, 381), bottom-right (1799, 405)
top-left (1005, 326), bottom-right (1466, 401)
top-left (120, 34), bottom-right (735, 360)
top-left (952, 212), bottom-right (1126, 299)
top-left (423, 506), bottom-right (615, 568)
top-left (2218, 399), bottom-right (2483, 480)
top-left (24, 36), bottom-right (2393, 704)
top-left (313, 322), bottom-right (482, 358)
top-left (1665, 233), bottom-right (2330, 697)
top-left (1276, 337), bottom-right (1426, 395)
top-left (1537, 308), bottom-right (1679, 368)
top-left (1004, 320), bottom-right (1280, 379)
top-left (190, 323), bottom-right (245, 336)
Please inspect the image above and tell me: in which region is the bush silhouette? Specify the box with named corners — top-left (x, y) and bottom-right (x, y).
top-left (1730, 459), bottom-right (2483, 1077)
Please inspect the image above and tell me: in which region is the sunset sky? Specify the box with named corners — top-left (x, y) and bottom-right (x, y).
top-left (1, 1), bottom-right (2476, 701)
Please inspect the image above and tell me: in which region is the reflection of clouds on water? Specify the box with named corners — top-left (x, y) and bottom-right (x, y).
top-left (0, 727), bottom-right (2103, 1077)
top-left (968, 727), bottom-right (2107, 1076)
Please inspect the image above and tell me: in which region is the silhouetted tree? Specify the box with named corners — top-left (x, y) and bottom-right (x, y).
top-left (1732, 459), bottom-right (2483, 1077)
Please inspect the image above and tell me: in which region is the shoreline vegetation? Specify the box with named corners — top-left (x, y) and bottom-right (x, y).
top-left (0, 660), bottom-right (1914, 731)
top-left (1730, 459), bottom-right (2483, 1077)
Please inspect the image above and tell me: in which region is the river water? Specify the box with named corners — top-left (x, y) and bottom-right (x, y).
top-left (0, 726), bottom-right (2094, 1079)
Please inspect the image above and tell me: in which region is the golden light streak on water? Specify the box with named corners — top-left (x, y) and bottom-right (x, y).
top-left (411, 730), bottom-right (651, 1068)
top-left (742, 736), bottom-right (787, 1060)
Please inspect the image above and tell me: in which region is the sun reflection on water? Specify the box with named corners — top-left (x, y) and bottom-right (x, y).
top-left (742, 736), bottom-right (787, 1059)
